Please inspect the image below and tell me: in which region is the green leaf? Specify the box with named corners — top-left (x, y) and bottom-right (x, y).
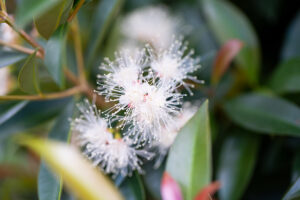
top-left (0, 101), bottom-right (28, 126)
top-left (15, 0), bottom-right (61, 27)
top-left (86, 0), bottom-right (124, 68)
top-left (281, 11), bottom-right (300, 60)
top-left (38, 100), bottom-right (74, 200)
top-left (45, 25), bottom-right (68, 88)
top-left (118, 173), bottom-right (145, 200)
top-left (283, 177), bottom-right (300, 200)
top-left (20, 138), bottom-right (124, 200)
top-left (0, 98), bottom-right (72, 138)
top-left (166, 100), bottom-right (211, 200)
top-left (34, 0), bottom-right (73, 39)
top-left (18, 51), bottom-right (41, 94)
top-left (0, 50), bottom-right (27, 68)
top-left (268, 58), bottom-right (300, 94)
top-left (201, 0), bottom-right (261, 85)
top-left (217, 132), bottom-right (260, 200)
top-left (224, 93), bottom-right (300, 136)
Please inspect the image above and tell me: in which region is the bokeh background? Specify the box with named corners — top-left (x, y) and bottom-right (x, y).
top-left (1, 0), bottom-right (300, 199)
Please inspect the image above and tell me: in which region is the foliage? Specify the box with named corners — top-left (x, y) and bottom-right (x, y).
top-left (0, 0), bottom-right (300, 199)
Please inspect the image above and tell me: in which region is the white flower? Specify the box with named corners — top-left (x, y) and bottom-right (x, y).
top-left (124, 80), bottom-right (183, 144)
top-left (0, 22), bottom-right (16, 43)
top-left (148, 39), bottom-right (202, 95)
top-left (152, 102), bottom-right (198, 168)
top-left (97, 49), bottom-right (148, 101)
top-left (72, 99), bottom-right (153, 177)
top-left (0, 67), bottom-right (11, 95)
top-left (99, 74), bottom-right (183, 144)
top-left (72, 99), bottom-right (114, 148)
top-left (121, 6), bottom-right (181, 50)
top-left (97, 138), bottom-right (153, 177)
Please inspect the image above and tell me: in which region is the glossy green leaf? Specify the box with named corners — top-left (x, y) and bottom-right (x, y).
top-left (217, 132), bottom-right (260, 200)
top-left (268, 58), bottom-right (300, 94)
top-left (45, 25), bottom-right (68, 88)
top-left (118, 173), bottom-right (145, 200)
top-left (18, 51), bottom-right (41, 94)
top-left (0, 101), bottom-right (28, 126)
top-left (281, 11), bottom-right (300, 60)
top-left (34, 0), bottom-right (73, 39)
top-left (86, 0), bottom-right (124, 67)
top-left (224, 93), bottom-right (300, 136)
top-left (0, 98), bottom-right (72, 138)
top-left (38, 100), bottom-right (74, 200)
top-left (0, 50), bottom-right (27, 68)
top-left (166, 100), bottom-right (211, 200)
top-left (15, 0), bottom-right (61, 27)
top-left (21, 138), bottom-right (124, 200)
top-left (201, 0), bottom-right (261, 85)
top-left (283, 177), bottom-right (300, 200)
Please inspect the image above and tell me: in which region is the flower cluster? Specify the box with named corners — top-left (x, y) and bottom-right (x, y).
top-left (97, 38), bottom-right (200, 144)
top-left (72, 7), bottom-right (202, 177)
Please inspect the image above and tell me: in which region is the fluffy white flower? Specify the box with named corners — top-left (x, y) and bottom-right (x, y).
top-left (148, 39), bottom-right (202, 95)
top-left (121, 6), bottom-right (181, 50)
top-left (0, 67), bottom-right (10, 95)
top-left (97, 49), bottom-right (148, 101)
top-left (97, 138), bottom-right (153, 176)
top-left (152, 102), bottom-right (198, 168)
top-left (124, 80), bottom-right (183, 144)
top-left (99, 74), bottom-right (183, 144)
top-left (72, 99), bottom-right (114, 148)
top-left (72, 99), bottom-right (153, 177)
top-left (0, 22), bottom-right (16, 43)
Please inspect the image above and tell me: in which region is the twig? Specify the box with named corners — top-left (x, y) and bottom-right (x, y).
top-left (4, 15), bottom-right (45, 56)
top-left (0, 86), bottom-right (83, 101)
top-left (0, 15), bottom-right (108, 107)
top-left (63, 68), bottom-right (108, 107)
top-left (0, 40), bottom-right (44, 59)
top-left (67, 0), bottom-right (85, 22)
top-left (72, 18), bottom-right (86, 84)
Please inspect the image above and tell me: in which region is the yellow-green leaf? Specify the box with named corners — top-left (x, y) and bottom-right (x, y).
top-left (21, 138), bottom-right (124, 200)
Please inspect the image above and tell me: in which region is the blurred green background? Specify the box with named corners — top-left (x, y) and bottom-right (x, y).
top-left (1, 0), bottom-right (300, 199)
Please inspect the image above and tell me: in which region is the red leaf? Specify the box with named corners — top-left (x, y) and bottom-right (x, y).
top-left (194, 181), bottom-right (221, 200)
top-left (161, 172), bottom-right (183, 200)
top-left (211, 39), bottom-right (243, 85)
